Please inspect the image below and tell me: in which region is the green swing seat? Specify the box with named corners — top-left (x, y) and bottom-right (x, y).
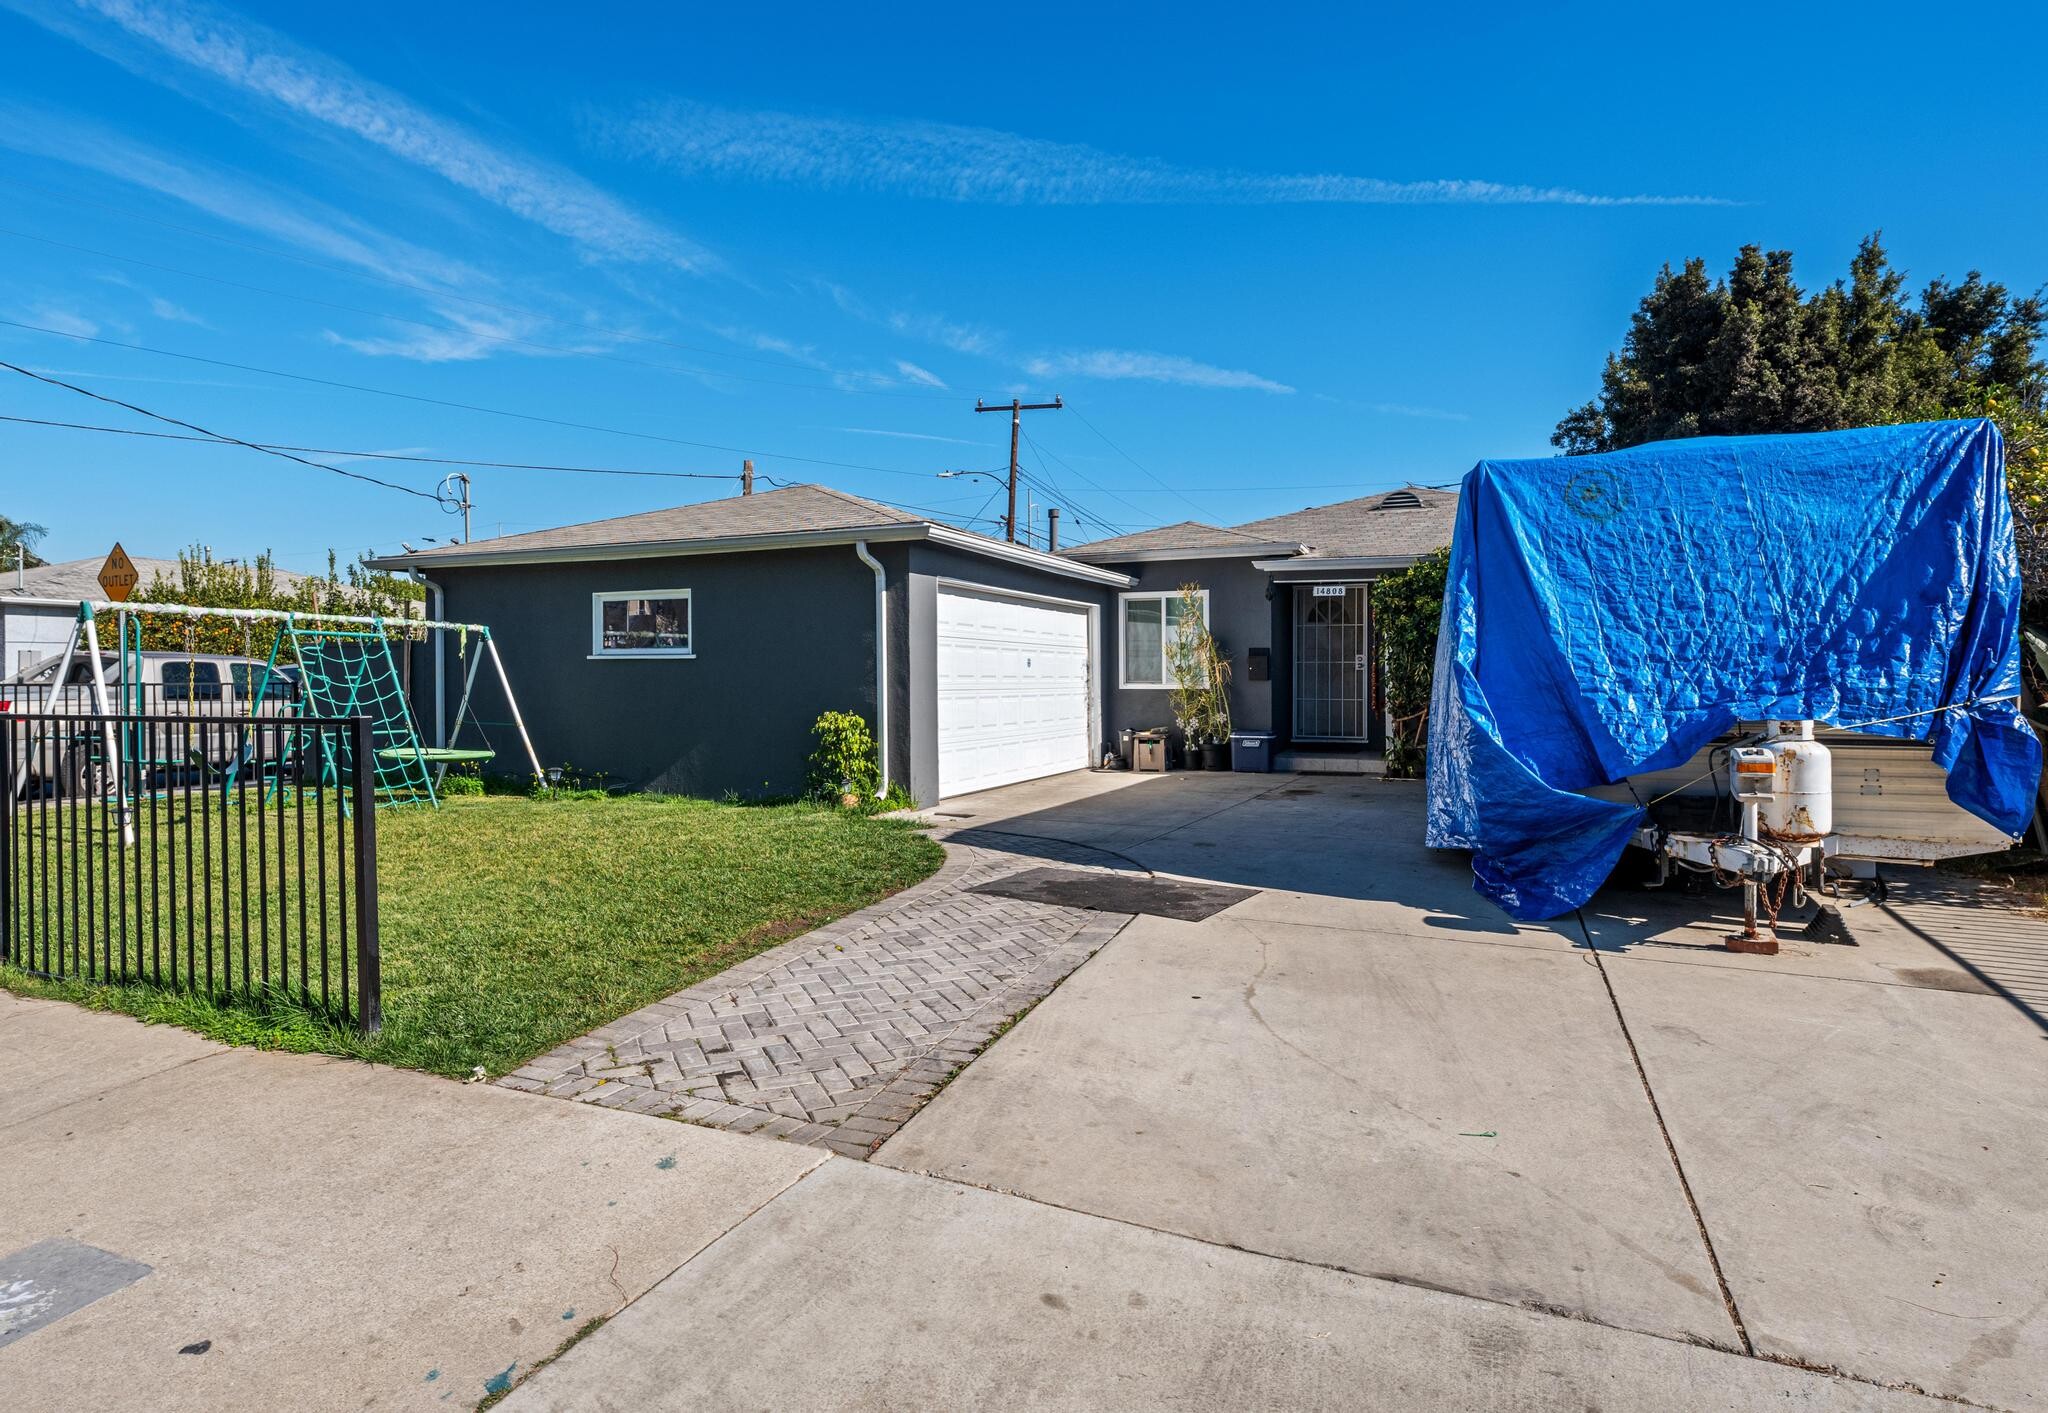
top-left (377, 745), bottom-right (496, 763)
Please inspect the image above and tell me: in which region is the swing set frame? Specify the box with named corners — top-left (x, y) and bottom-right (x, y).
top-left (8, 596), bottom-right (542, 813)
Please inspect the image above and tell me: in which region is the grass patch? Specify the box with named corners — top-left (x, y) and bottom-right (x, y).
top-left (3, 794), bottom-right (941, 1077)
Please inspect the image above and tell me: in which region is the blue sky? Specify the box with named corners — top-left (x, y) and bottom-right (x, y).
top-left (2, 0), bottom-right (2043, 569)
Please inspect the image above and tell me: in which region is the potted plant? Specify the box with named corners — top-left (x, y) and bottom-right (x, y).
top-left (1167, 584), bottom-right (1233, 769)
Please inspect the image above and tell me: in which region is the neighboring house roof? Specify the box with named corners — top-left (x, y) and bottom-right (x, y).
top-left (1232, 486), bottom-right (1458, 560)
top-left (1061, 520), bottom-right (1306, 563)
top-left (362, 483), bottom-right (1132, 587)
top-left (2, 555), bottom-right (313, 601)
top-left (1062, 486), bottom-right (1458, 567)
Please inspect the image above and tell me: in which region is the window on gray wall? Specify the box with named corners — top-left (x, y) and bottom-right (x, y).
top-left (591, 589), bottom-right (693, 658)
top-left (1119, 590), bottom-right (1207, 688)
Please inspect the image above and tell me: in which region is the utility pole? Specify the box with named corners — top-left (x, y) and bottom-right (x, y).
top-left (742, 458), bottom-right (755, 495)
top-left (974, 396), bottom-right (1062, 543)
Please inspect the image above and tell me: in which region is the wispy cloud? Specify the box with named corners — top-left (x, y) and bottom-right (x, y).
top-left (597, 101), bottom-right (1733, 208)
top-left (147, 295), bottom-right (207, 325)
top-left (322, 307), bottom-right (557, 363)
top-left (0, 103), bottom-right (483, 289)
top-left (1025, 349), bottom-right (1293, 394)
top-left (21, 306), bottom-right (100, 338)
top-left (11, 0), bottom-right (718, 270)
top-left (891, 359), bottom-right (947, 389)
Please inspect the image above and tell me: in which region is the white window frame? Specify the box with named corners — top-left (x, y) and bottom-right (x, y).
top-left (1118, 588), bottom-right (1209, 690)
top-left (589, 588), bottom-right (694, 659)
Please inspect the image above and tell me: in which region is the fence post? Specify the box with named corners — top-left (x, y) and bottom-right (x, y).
top-left (349, 715), bottom-right (382, 1033)
top-left (0, 712), bottom-right (12, 967)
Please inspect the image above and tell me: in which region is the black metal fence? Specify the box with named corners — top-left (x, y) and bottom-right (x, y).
top-left (0, 711), bottom-right (381, 1032)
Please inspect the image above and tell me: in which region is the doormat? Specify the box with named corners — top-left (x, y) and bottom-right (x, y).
top-left (971, 867), bottom-right (1256, 921)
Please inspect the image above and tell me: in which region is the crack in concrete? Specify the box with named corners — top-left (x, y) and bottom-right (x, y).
top-left (1574, 908), bottom-right (1756, 1358)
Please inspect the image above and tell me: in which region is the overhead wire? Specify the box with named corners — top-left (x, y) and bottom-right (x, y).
top-left (0, 358), bottom-right (439, 502)
top-left (0, 226), bottom-right (963, 402)
top-left (0, 412), bottom-right (740, 480)
top-left (1064, 400), bottom-right (1215, 520)
top-left (1017, 425), bottom-right (1149, 534)
top-left (0, 319), bottom-right (963, 479)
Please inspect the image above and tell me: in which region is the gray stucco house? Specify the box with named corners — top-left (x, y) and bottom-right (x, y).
top-left (365, 481), bottom-right (1453, 805)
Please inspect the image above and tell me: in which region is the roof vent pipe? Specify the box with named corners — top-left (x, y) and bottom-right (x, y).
top-left (853, 541), bottom-right (889, 800)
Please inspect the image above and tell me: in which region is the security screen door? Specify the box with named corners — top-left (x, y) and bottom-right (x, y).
top-left (1292, 584), bottom-right (1368, 741)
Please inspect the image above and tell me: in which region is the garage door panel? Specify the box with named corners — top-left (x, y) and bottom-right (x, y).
top-left (936, 587), bottom-right (1091, 799)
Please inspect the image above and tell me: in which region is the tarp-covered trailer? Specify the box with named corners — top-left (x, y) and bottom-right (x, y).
top-left (1426, 419), bottom-right (2041, 940)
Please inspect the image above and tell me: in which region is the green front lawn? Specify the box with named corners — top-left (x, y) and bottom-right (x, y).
top-left (2, 795), bottom-right (942, 1077)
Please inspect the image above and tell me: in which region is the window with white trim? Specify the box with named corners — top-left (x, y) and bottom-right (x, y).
top-left (591, 590), bottom-right (693, 657)
top-left (1119, 589), bottom-right (1208, 688)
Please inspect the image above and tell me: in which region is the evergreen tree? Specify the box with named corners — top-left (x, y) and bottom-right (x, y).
top-left (1556, 233), bottom-right (2044, 453)
top-left (1556, 235), bottom-right (2046, 604)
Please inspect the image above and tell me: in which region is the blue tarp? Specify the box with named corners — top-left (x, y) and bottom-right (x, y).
top-left (1426, 419), bottom-right (2040, 920)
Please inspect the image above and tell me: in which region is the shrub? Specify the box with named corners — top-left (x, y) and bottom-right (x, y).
top-left (1166, 583), bottom-right (1231, 747)
top-left (806, 710), bottom-right (880, 802)
top-left (1375, 546), bottom-right (1450, 779)
top-left (438, 766), bottom-right (484, 797)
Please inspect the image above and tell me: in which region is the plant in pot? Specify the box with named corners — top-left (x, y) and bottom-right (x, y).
top-left (1167, 584), bottom-right (1233, 769)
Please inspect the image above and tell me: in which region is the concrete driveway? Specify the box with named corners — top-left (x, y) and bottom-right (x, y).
top-left (872, 769), bottom-right (2048, 1410)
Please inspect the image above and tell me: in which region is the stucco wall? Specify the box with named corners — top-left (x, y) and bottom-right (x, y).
top-left (423, 544), bottom-right (899, 798)
top-left (1102, 557), bottom-right (1278, 747)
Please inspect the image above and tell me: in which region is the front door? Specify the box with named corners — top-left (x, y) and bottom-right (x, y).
top-left (1292, 584), bottom-right (1368, 741)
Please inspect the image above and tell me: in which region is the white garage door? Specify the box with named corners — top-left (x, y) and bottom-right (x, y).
top-left (936, 586), bottom-right (1092, 799)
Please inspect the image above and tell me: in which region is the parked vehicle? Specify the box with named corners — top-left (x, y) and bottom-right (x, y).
top-left (3, 651), bottom-right (303, 797)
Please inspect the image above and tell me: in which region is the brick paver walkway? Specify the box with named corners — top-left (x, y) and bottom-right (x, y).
top-left (499, 835), bottom-right (1132, 1158)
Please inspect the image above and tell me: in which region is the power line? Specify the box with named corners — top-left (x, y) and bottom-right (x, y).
top-left (1017, 426), bottom-right (1151, 532)
top-left (1014, 432), bottom-right (1133, 539)
top-left (0, 413), bottom-right (739, 481)
top-left (0, 226), bottom-right (962, 402)
top-left (1065, 400), bottom-right (1213, 521)
top-left (0, 319), bottom-right (961, 479)
top-left (0, 175), bottom-right (969, 396)
top-left (0, 359), bottom-right (438, 502)
top-left (758, 473), bottom-right (1008, 531)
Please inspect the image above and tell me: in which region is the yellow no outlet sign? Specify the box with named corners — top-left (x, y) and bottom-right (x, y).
top-left (97, 542), bottom-right (139, 602)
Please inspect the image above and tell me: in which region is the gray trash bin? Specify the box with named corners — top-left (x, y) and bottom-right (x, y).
top-left (1230, 731), bottom-right (1275, 772)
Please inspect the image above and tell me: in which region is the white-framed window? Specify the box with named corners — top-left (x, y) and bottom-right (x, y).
top-left (590, 589), bottom-right (693, 658)
top-left (1118, 589), bottom-right (1208, 689)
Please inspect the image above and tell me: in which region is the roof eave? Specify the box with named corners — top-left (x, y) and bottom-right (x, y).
top-left (365, 520), bottom-right (1135, 588)
top-left (923, 524), bottom-right (1134, 586)
top-left (1252, 553), bottom-right (1430, 575)
top-left (363, 523), bottom-right (931, 572)
top-left (1065, 541), bottom-right (1306, 565)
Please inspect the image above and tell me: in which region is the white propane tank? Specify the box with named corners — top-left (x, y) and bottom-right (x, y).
top-left (1761, 720), bottom-right (1832, 839)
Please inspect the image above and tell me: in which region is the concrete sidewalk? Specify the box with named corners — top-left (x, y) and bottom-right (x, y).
top-left (0, 994), bottom-right (821, 1412)
top-left (502, 1159), bottom-right (1941, 1412)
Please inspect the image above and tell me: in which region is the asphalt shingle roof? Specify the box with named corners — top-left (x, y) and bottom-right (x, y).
top-left (1230, 486), bottom-right (1457, 559)
top-left (386, 484), bottom-right (923, 563)
top-left (1061, 487), bottom-right (1458, 563)
top-left (1062, 520), bottom-right (1276, 558)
